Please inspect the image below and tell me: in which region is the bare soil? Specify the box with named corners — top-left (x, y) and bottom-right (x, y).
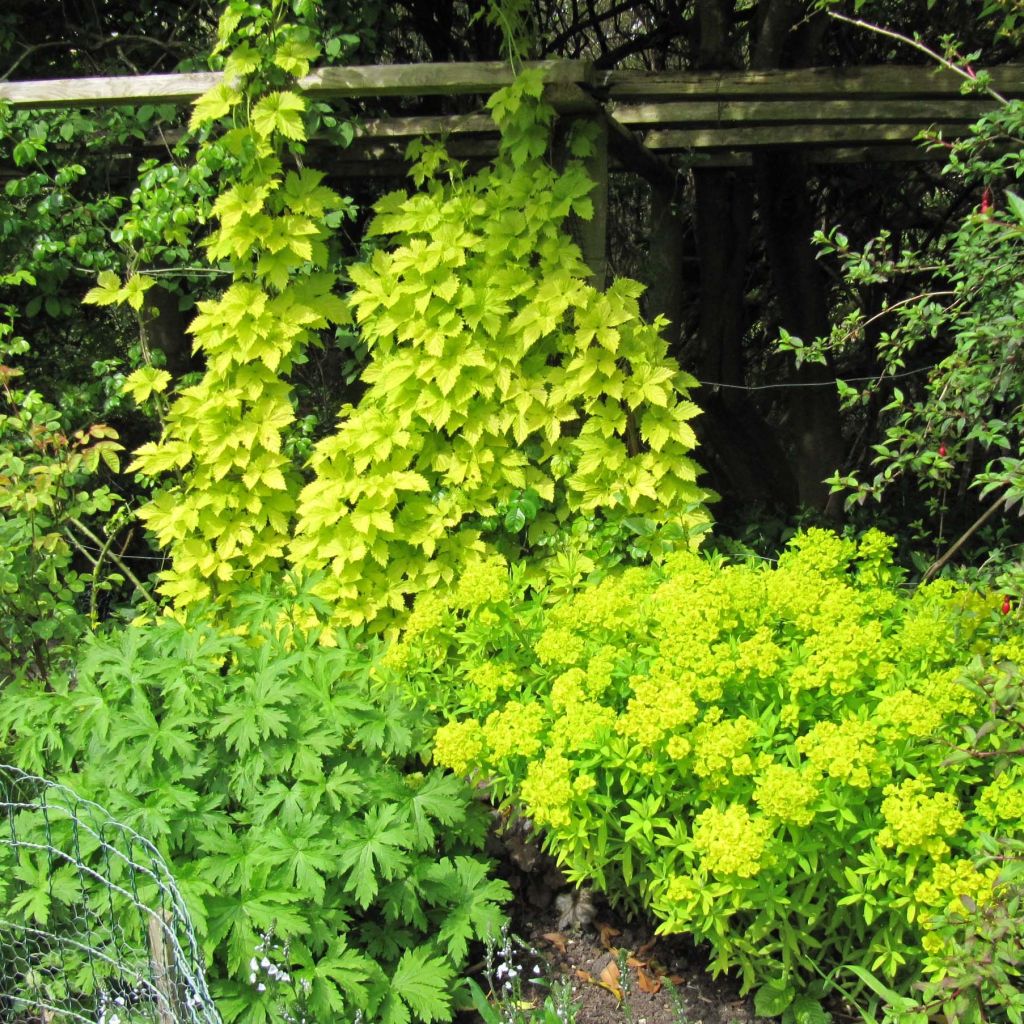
top-left (469, 821), bottom-right (777, 1024)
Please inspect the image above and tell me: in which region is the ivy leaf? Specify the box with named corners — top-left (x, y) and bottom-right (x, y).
top-left (251, 92), bottom-right (308, 142)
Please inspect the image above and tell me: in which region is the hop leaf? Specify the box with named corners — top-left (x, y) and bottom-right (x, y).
top-left (251, 92), bottom-right (308, 142)
top-left (189, 82), bottom-right (242, 130)
top-left (123, 367), bottom-right (172, 404)
top-left (83, 271), bottom-right (124, 307)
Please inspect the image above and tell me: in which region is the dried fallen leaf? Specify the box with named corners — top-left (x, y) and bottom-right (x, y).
top-left (597, 961), bottom-right (624, 1002)
top-left (598, 922), bottom-right (621, 950)
top-left (542, 931), bottom-right (568, 954)
top-left (598, 981), bottom-right (624, 1002)
top-left (574, 969), bottom-right (595, 984)
top-left (668, 975), bottom-right (684, 986)
top-left (626, 956), bottom-right (646, 969)
top-left (637, 937), bottom-right (657, 957)
top-left (637, 967), bottom-right (662, 994)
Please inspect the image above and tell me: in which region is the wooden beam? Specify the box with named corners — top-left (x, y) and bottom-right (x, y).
top-left (355, 112), bottom-right (495, 141)
top-left (601, 111), bottom-right (678, 195)
top-left (672, 144), bottom-right (946, 167)
top-left (612, 97), bottom-right (996, 128)
top-left (0, 60), bottom-right (593, 110)
top-left (310, 142), bottom-right (949, 178)
top-left (0, 71), bottom-right (222, 109)
top-left (645, 121), bottom-right (972, 150)
top-left (7, 60), bottom-right (1024, 112)
top-left (601, 64), bottom-right (1024, 100)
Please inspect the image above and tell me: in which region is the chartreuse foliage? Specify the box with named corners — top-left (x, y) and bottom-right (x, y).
top-left (0, 579), bottom-right (509, 1024)
top-left (290, 71), bottom-right (711, 627)
top-left (385, 529), bottom-right (1022, 1018)
top-left (97, 12), bottom-right (710, 625)
top-left (86, 0), bottom-right (352, 608)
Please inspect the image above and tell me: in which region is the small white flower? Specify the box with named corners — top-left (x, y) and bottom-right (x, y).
top-left (503, 981), bottom-right (513, 992)
top-left (257, 984), bottom-right (266, 993)
top-left (496, 963), bottom-right (509, 979)
top-left (533, 965), bottom-right (541, 976)
top-left (114, 998), bottom-right (125, 1007)
top-left (109, 1015), bottom-right (121, 1024)
top-left (251, 957), bottom-right (259, 972)
top-left (250, 973), bottom-right (257, 985)
top-left (267, 964), bottom-right (279, 979)
top-left (279, 972), bottom-right (291, 983)
top-left (261, 957), bottom-right (271, 969)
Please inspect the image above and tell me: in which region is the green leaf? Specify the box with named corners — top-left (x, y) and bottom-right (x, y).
top-left (754, 981), bottom-right (795, 1017)
top-left (337, 805), bottom-right (414, 908)
top-left (189, 82), bottom-right (242, 130)
top-left (123, 367), bottom-right (172, 404)
top-left (273, 38), bottom-right (320, 77)
top-left (83, 270), bottom-right (124, 307)
top-left (788, 995), bottom-right (832, 1024)
top-left (251, 92), bottom-right (308, 142)
top-left (122, 274), bottom-right (156, 311)
top-left (1004, 189), bottom-right (1024, 225)
top-left (385, 946), bottom-right (454, 1024)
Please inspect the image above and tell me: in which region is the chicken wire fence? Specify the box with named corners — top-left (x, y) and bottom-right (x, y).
top-left (0, 763), bottom-right (221, 1024)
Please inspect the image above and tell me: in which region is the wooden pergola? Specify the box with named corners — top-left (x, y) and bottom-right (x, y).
top-left (4, 59), bottom-right (1023, 173)
top-left (4, 59), bottom-right (1021, 288)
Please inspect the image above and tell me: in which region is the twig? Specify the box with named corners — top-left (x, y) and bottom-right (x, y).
top-left (827, 11), bottom-right (1008, 105)
top-left (65, 518), bottom-right (158, 608)
top-left (922, 493), bottom-right (1007, 582)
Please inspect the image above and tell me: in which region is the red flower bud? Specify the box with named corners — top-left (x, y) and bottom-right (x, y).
top-left (1002, 598), bottom-right (1012, 615)
top-left (938, 444), bottom-right (947, 457)
top-left (981, 187), bottom-right (992, 214)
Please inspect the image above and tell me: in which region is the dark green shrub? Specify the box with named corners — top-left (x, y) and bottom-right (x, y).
top-left (0, 578), bottom-right (509, 1024)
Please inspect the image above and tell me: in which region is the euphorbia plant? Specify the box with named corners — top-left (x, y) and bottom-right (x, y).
top-left (387, 528), bottom-right (1021, 1018)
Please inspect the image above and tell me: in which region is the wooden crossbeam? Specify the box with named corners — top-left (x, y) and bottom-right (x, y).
top-left (0, 60), bottom-right (592, 109)
top-left (600, 63), bottom-right (1024, 100)
top-left (644, 122), bottom-right (971, 151)
top-left (611, 97), bottom-right (996, 127)
top-left (4, 61), bottom-right (1023, 113)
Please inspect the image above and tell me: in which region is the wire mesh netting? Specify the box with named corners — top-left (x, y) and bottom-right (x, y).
top-left (0, 763), bottom-right (221, 1024)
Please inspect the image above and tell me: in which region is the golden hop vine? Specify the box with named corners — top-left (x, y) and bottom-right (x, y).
top-left (95, 54), bottom-right (710, 623)
top-left (87, 0), bottom-right (350, 606)
top-left (288, 70), bottom-right (712, 628)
